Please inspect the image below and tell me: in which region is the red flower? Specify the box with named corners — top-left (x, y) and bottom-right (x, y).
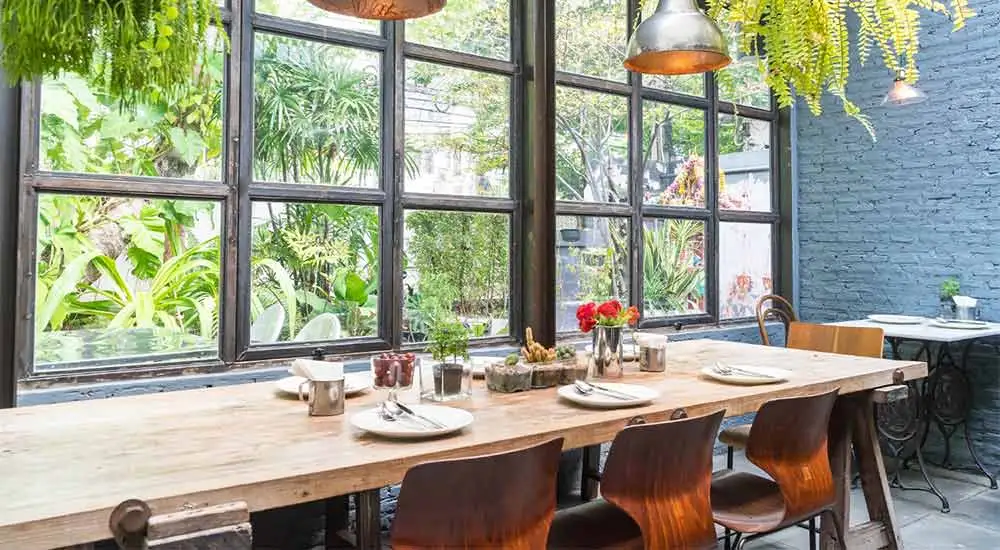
top-left (576, 302), bottom-right (597, 321)
top-left (580, 317), bottom-right (596, 333)
top-left (597, 300), bottom-right (622, 319)
top-left (626, 306), bottom-right (640, 326)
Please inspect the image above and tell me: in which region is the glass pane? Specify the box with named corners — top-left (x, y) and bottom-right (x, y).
top-left (255, 0), bottom-right (380, 34)
top-left (555, 87), bottom-right (629, 203)
top-left (720, 223), bottom-right (773, 320)
top-left (716, 17), bottom-right (770, 109)
top-left (253, 35), bottom-right (381, 188)
top-left (638, 1), bottom-right (705, 95)
top-left (251, 202), bottom-right (380, 343)
top-left (718, 114), bottom-right (771, 211)
top-left (642, 219), bottom-right (705, 317)
top-left (642, 102), bottom-right (706, 207)
top-left (556, 0), bottom-right (627, 81)
top-left (556, 216), bottom-right (630, 332)
top-left (34, 195), bottom-right (220, 370)
top-left (403, 210), bottom-right (510, 343)
top-left (40, 46), bottom-right (224, 180)
top-left (407, 0), bottom-right (510, 60)
top-left (404, 61), bottom-right (510, 197)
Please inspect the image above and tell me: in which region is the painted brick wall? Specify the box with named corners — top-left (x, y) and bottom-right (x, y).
top-left (796, 1), bottom-right (1000, 472)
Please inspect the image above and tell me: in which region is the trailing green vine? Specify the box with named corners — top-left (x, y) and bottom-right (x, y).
top-left (705, 0), bottom-right (974, 137)
top-left (1, 0), bottom-right (224, 106)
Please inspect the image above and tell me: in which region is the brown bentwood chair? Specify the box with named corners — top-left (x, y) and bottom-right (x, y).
top-left (755, 294), bottom-right (799, 347)
top-left (548, 410), bottom-right (726, 549)
top-left (712, 389), bottom-right (846, 550)
top-left (391, 437), bottom-right (564, 549)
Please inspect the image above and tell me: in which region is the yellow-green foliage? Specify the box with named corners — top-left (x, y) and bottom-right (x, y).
top-left (708, 0), bottom-right (974, 137)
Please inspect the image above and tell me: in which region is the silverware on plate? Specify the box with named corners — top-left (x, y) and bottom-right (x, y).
top-left (713, 362), bottom-right (777, 379)
top-left (573, 380), bottom-right (638, 400)
top-left (387, 400), bottom-right (447, 429)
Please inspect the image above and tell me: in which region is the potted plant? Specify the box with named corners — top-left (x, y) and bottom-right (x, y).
top-left (556, 345), bottom-right (588, 384)
top-left (939, 277), bottom-right (961, 317)
top-left (422, 319), bottom-right (471, 401)
top-left (576, 300), bottom-right (640, 378)
top-left (484, 353), bottom-right (533, 393)
top-left (519, 328), bottom-right (574, 388)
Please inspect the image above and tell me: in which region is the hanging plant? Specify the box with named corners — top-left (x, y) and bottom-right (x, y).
top-left (705, 0), bottom-right (974, 136)
top-left (0, 0), bottom-right (224, 106)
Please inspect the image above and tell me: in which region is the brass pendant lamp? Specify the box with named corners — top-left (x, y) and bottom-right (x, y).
top-left (307, 0), bottom-right (446, 20)
top-left (882, 69), bottom-right (927, 106)
top-left (624, 0), bottom-right (731, 75)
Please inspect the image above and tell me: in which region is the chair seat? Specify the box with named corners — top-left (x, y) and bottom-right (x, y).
top-left (547, 499), bottom-right (643, 549)
top-left (710, 470), bottom-right (786, 534)
top-left (718, 424), bottom-right (751, 448)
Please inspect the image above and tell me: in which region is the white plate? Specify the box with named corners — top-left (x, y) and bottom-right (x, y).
top-left (928, 320), bottom-right (990, 330)
top-left (700, 365), bottom-right (790, 386)
top-left (867, 314), bottom-right (926, 325)
top-left (274, 374), bottom-right (370, 398)
top-left (350, 404), bottom-right (473, 439)
top-left (557, 383), bottom-right (658, 409)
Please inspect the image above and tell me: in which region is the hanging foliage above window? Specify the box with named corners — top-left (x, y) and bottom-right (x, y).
top-left (707, 0), bottom-right (975, 136)
top-left (0, 0), bottom-right (224, 106)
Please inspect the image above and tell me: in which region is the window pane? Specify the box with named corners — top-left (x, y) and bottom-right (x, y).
top-left (638, 1), bottom-right (704, 96)
top-left (642, 219), bottom-right (705, 317)
top-left (403, 211), bottom-right (510, 342)
top-left (34, 196), bottom-right (220, 370)
top-left (718, 114), bottom-right (771, 211)
top-left (716, 17), bottom-right (770, 109)
top-left (556, 0), bottom-right (627, 81)
top-left (40, 50), bottom-right (224, 180)
top-left (255, 0), bottom-right (380, 34)
top-left (253, 35), bottom-right (381, 187)
top-left (407, 0), bottom-right (510, 60)
top-left (251, 202), bottom-right (380, 343)
top-left (555, 87), bottom-right (629, 203)
top-left (720, 223), bottom-right (773, 319)
top-left (642, 102), bottom-right (706, 207)
top-left (556, 216), bottom-right (630, 332)
top-left (404, 62), bottom-right (510, 197)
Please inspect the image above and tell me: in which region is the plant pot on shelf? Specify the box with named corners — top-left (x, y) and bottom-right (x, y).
top-left (560, 228), bottom-right (581, 242)
top-left (484, 362), bottom-right (533, 393)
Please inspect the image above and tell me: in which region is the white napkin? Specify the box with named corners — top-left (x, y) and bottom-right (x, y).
top-left (291, 359), bottom-right (344, 381)
top-left (953, 296), bottom-right (977, 308)
top-left (634, 332), bottom-right (668, 348)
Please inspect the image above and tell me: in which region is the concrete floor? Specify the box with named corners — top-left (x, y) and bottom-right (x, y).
top-left (717, 453), bottom-right (1000, 550)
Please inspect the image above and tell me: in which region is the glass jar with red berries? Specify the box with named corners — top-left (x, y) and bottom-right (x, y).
top-left (370, 352), bottom-right (417, 402)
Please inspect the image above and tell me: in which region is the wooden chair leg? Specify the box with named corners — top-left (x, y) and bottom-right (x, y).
top-left (822, 510), bottom-right (847, 550)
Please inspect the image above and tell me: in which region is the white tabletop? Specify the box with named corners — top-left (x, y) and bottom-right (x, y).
top-left (833, 317), bottom-right (1000, 343)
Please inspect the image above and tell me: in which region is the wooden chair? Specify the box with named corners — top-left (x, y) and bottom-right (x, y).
top-left (755, 294), bottom-right (799, 346)
top-left (548, 410), bottom-right (726, 549)
top-left (712, 389), bottom-right (846, 550)
top-left (391, 437), bottom-right (564, 549)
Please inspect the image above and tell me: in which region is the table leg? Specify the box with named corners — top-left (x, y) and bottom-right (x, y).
top-left (355, 489), bottom-right (381, 550)
top-left (581, 444), bottom-right (601, 501)
top-left (821, 397), bottom-right (852, 550)
top-left (324, 496), bottom-right (352, 549)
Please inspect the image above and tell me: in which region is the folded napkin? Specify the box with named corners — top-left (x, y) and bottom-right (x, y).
top-left (291, 359), bottom-right (344, 381)
top-left (953, 295), bottom-right (977, 308)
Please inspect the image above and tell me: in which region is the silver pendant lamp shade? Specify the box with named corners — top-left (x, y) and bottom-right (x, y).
top-left (882, 70), bottom-right (927, 106)
top-left (307, 0), bottom-right (446, 20)
top-left (624, 0), bottom-right (731, 75)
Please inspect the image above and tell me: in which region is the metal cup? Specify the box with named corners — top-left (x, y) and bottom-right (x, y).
top-left (299, 379), bottom-right (345, 416)
top-left (639, 345), bottom-right (666, 372)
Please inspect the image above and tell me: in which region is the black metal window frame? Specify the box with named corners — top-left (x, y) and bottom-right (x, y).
top-left (9, 0), bottom-right (785, 386)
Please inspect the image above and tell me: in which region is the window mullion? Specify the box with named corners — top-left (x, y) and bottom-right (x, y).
top-left (232, 0), bottom-right (254, 361)
top-left (705, 71), bottom-right (721, 323)
top-left (627, 0), bottom-right (643, 320)
top-left (386, 20), bottom-right (405, 350)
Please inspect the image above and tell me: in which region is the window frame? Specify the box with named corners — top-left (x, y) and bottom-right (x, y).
top-left (8, 0), bottom-right (785, 387)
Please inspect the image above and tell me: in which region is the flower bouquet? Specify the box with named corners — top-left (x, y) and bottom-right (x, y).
top-left (576, 300), bottom-right (639, 377)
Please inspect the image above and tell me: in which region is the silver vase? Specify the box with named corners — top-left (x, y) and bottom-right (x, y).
top-left (591, 325), bottom-right (624, 378)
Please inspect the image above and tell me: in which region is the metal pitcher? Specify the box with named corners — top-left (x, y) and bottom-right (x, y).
top-left (299, 379), bottom-right (345, 416)
top-left (591, 325), bottom-right (624, 378)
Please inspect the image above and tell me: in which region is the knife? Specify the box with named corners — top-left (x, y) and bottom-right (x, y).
top-left (393, 401), bottom-right (447, 429)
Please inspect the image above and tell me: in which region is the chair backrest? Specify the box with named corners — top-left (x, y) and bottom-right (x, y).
top-left (600, 410), bottom-right (726, 550)
top-left (786, 322), bottom-right (885, 358)
top-left (746, 389), bottom-right (840, 524)
top-left (391, 438), bottom-right (564, 549)
top-left (755, 294), bottom-right (799, 346)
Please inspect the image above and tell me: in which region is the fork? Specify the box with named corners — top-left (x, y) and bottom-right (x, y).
top-left (713, 362), bottom-right (776, 379)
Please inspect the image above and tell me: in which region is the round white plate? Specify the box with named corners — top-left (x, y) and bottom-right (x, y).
top-left (928, 320), bottom-right (990, 330)
top-left (700, 365), bottom-right (791, 386)
top-left (867, 314), bottom-right (926, 325)
top-left (557, 383), bottom-right (658, 409)
top-left (350, 405), bottom-right (473, 439)
top-left (274, 374), bottom-right (370, 398)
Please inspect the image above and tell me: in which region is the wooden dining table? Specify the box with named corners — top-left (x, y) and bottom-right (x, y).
top-left (0, 339), bottom-right (925, 550)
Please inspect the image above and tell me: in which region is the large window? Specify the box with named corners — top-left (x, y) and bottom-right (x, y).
top-left (14, 0), bottom-right (782, 382)
top-left (553, 0), bottom-right (778, 331)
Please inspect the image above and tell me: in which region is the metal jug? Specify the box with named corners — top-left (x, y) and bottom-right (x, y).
top-left (299, 379), bottom-right (345, 416)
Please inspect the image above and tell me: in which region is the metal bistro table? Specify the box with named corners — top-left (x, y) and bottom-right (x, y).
top-left (835, 318), bottom-right (1000, 512)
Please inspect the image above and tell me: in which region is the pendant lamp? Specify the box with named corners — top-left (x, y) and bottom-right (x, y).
top-left (624, 0), bottom-right (731, 75)
top-left (882, 70), bottom-right (927, 106)
top-left (307, 0), bottom-right (446, 20)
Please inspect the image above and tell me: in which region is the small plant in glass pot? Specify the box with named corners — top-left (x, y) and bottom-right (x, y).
top-left (939, 277), bottom-right (960, 317)
top-left (485, 352), bottom-right (533, 393)
top-left (421, 319), bottom-right (472, 402)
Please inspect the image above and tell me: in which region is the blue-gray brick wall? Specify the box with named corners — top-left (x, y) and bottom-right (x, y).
top-left (796, 1), bottom-right (1000, 473)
